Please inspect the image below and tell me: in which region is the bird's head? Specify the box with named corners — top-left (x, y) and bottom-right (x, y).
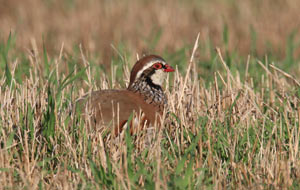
top-left (128, 55), bottom-right (174, 88)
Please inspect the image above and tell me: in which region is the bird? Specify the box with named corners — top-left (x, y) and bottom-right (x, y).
top-left (76, 55), bottom-right (174, 136)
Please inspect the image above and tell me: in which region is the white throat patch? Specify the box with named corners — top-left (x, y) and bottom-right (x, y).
top-left (150, 69), bottom-right (166, 86)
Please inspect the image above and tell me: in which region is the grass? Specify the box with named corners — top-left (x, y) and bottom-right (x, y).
top-left (1, 31), bottom-right (300, 190)
top-left (1, 0), bottom-right (300, 61)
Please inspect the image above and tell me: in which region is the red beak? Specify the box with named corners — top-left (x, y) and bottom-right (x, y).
top-left (164, 64), bottom-right (175, 72)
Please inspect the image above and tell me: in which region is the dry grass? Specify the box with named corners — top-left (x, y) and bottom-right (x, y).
top-left (1, 1), bottom-right (300, 189)
top-left (1, 0), bottom-right (300, 63)
top-left (1, 35), bottom-right (300, 189)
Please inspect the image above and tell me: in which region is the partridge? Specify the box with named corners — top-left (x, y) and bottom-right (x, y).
top-left (77, 55), bottom-right (174, 135)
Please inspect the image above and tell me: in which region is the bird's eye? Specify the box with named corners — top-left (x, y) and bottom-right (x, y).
top-left (153, 63), bottom-right (162, 69)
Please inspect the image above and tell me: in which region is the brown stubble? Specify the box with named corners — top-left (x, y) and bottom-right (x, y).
top-left (1, 36), bottom-right (300, 188)
top-left (1, 0), bottom-right (300, 64)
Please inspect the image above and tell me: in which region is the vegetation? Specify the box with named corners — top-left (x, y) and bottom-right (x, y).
top-left (1, 0), bottom-right (300, 189)
top-left (1, 30), bottom-right (300, 189)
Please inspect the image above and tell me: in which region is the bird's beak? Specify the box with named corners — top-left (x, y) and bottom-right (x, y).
top-left (164, 64), bottom-right (175, 72)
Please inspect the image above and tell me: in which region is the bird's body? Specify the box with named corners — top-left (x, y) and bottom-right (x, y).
top-left (86, 89), bottom-right (161, 125)
top-left (77, 55), bottom-right (174, 135)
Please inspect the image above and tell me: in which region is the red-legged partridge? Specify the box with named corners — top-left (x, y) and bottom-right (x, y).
top-left (78, 55), bottom-right (174, 135)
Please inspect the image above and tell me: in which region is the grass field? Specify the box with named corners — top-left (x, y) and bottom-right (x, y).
top-left (1, 0), bottom-right (300, 189)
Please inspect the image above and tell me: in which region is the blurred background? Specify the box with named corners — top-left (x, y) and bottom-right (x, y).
top-left (0, 0), bottom-right (299, 66)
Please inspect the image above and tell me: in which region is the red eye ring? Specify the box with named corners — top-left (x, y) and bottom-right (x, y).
top-left (153, 63), bottom-right (162, 69)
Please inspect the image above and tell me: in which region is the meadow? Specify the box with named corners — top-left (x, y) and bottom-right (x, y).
top-left (1, 0), bottom-right (300, 189)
